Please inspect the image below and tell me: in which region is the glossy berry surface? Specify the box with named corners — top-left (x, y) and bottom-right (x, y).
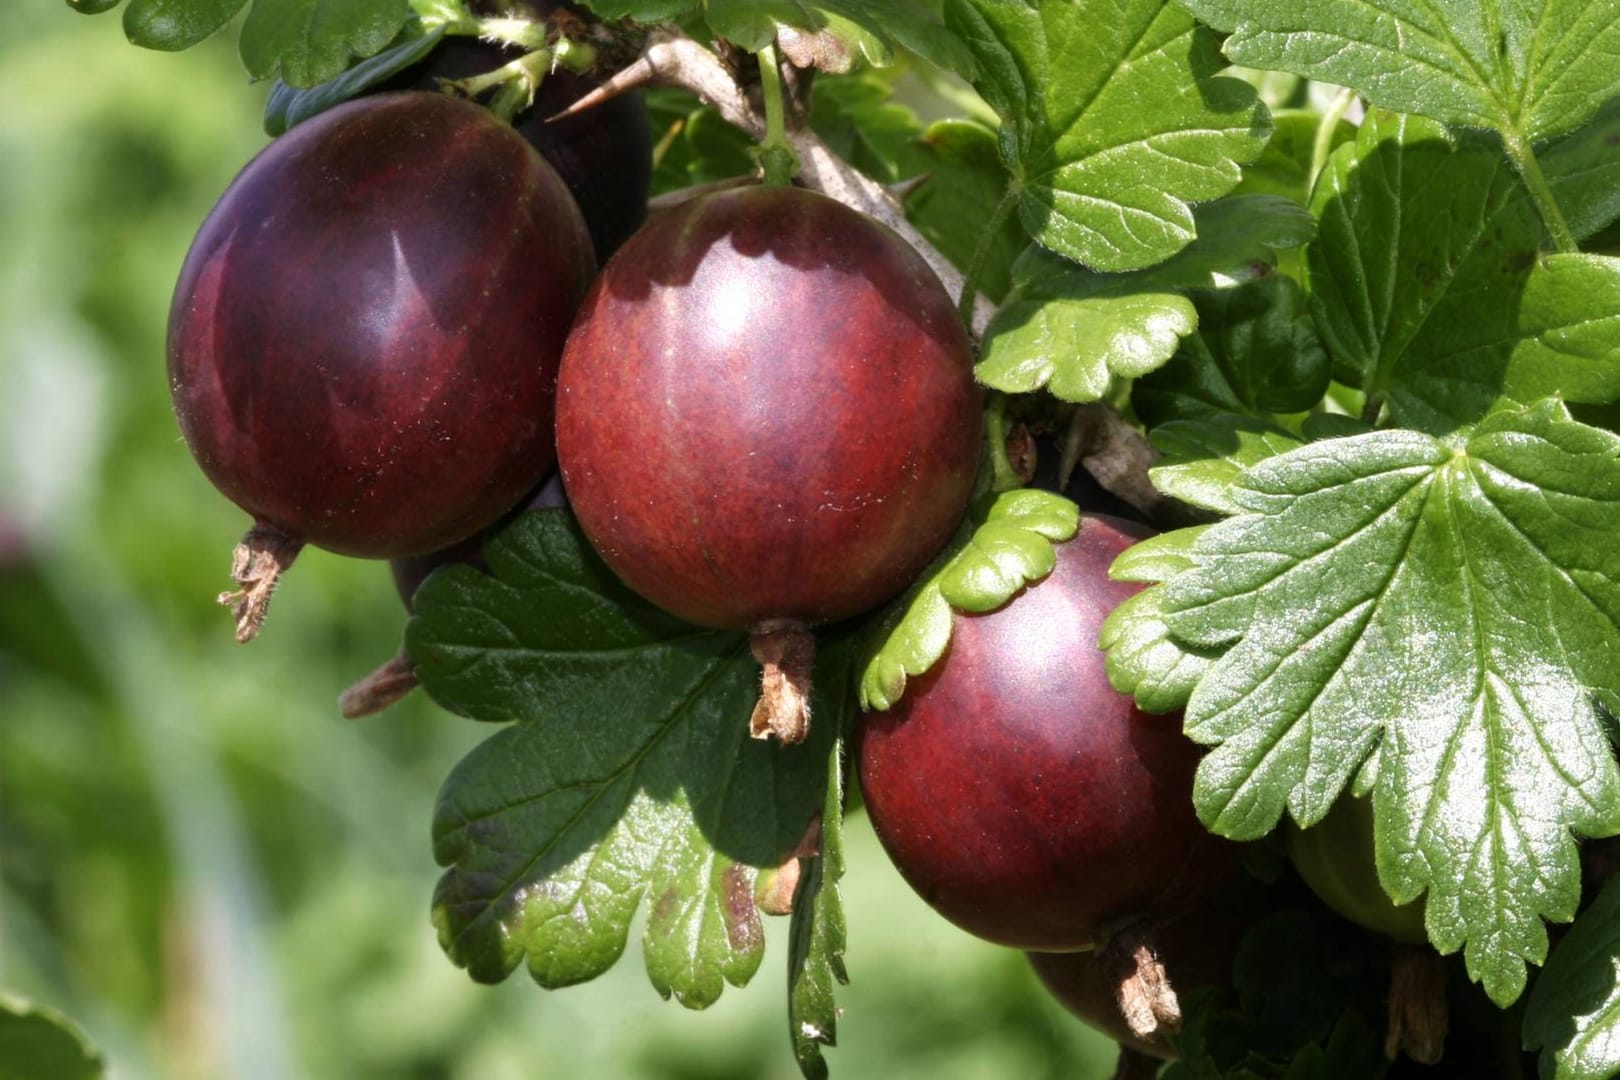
top-left (555, 185), bottom-right (981, 632)
top-left (857, 514), bottom-right (1236, 951)
top-left (169, 92), bottom-right (593, 559)
top-left (1287, 793), bottom-right (1428, 945)
top-left (381, 14), bottom-right (651, 260)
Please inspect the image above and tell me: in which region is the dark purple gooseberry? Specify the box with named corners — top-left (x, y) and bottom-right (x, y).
top-left (169, 91), bottom-right (594, 641)
top-left (857, 514), bottom-right (1238, 952)
top-left (554, 184), bottom-right (982, 742)
top-left (379, 2), bottom-right (652, 260)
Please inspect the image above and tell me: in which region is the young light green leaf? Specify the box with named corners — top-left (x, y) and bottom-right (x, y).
top-left (239, 0), bottom-right (411, 87)
top-left (859, 489), bottom-right (1079, 710)
top-left (263, 25), bottom-right (443, 136)
top-left (976, 289), bottom-right (1196, 400)
top-left (1542, 95), bottom-right (1620, 243)
top-left (1506, 254), bottom-right (1620, 407)
top-left (1100, 525), bottom-right (1215, 714)
top-left (413, 511), bottom-right (831, 1006)
top-left (123, 0), bottom-right (244, 51)
top-left (1307, 111), bottom-right (1545, 434)
top-left (0, 995), bottom-right (104, 1080)
top-left (1162, 401), bottom-right (1620, 1005)
top-left (788, 706), bottom-right (850, 1079)
top-left (1134, 275), bottom-right (1329, 426)
top-left (980, 196), bottom-right (1314, 402)
top-left (1180, 0), bottom-right (1620, 145)
top-left (1149, 416), bottom-right (1303, 515)
top-left (945, 0), bottom-right (1270, 272)
top-left (1525, 872), bottom-right (1620, 1080)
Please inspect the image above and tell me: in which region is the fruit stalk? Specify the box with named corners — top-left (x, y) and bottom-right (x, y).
top-left (749, 624), bottom-right (815, 742)
top-left (1103, 921), bottom-right (1183, 1040)
top-left (218, 523), bottom-right (303, 643)
top-left (338, 648), bottom-right (418, 719)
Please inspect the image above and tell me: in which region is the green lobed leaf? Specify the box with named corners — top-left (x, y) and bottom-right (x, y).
top-left (1233, 108), bottom-right (1355, 207)
top-left (66, 0), bottom-right (125, 12)
top-left (1179, 0), bottom-right (1620, 145)
top-left (1524, 872), bottom-right (1620, 1080)
top-left (977, 195), bottom-right (1313, 402)
top-left (787, 711), bottom-right (850, 1079)
top-left (262, 25), bottom-right (443, 136)
top-left (703, 0), bottom-right (974, 73)
top-left (413, 511), bottom-right (831, 1006)
top-left (575, 0), bottom-right (696, 19)
top-left (1149, 416), bottom-right (1303, 515)
top-left (1506, 254), bottom-right (1620, 407)
top-left (1542, 95), bottom-right (1620, 243)
top-left (1306, 110), bottom-right (1546, 434)
top-left (0, 995), bottom-right (103, 1080)
top-left (1134, 274), bottom-right (1330, 427)
top-left (1100, 525), bottom-right (1215, 714)
top-left (858, 488), bottom-right (1079, 711)
top-left (899, 120), bottom-right (1024, 301)
top-left (1161, 400), bottom-right (1620, 1005)
top-left (976, 289), bottom-right (1196, 401)
top-left (238, 0), bottom-right (411, 87)
top-left (123, 0), bottom-right (244, 50)
top-left (945, 0), bottom-right (1270, 272)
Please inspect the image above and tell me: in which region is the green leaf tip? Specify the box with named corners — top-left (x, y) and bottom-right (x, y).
top-left (858, 488), bottom-right (1080, 711)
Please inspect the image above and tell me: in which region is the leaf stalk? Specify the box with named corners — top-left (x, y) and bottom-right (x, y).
top-left (1502, 129), bottom-right (1578, 253)
top-left (957, 184), bottom-right (1019, 328)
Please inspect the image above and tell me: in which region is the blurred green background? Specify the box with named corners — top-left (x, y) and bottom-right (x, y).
top-left (0, 7), bottom-right (1115, 1078)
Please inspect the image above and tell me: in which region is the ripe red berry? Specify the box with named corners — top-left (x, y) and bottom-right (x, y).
top-left (555, 184), bottom-right (981, 740)
top-left (169, 91), bottom-right (594, 640)
top-left (856, 513), bottom-right (1237, 951)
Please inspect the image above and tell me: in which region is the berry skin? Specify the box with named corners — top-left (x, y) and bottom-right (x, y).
top-left (555, 184), bottom-right (981, 634)
top-left (554, 184), bottom-right (981, 741)
top-left (1287, 793), bottom-right (1428, 945)
top-left (168, 91), bottom-right (594, 639)
top-left (856, 514), bottom-right (1237, 951)
top-left (380, 6), bottom-right (651, 260)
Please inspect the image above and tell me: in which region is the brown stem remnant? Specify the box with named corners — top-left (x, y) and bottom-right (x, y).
top-left (1385, 945), bottom-right (1449, 1065)
top-left (749, 622), bottom-right (816, 743)
top-left (339, 648), bottom-right (420, 719)
top-left (218, 522), bottom-right (303, 643)
top-left (1103, 922), bottom-right (1182, 1041)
